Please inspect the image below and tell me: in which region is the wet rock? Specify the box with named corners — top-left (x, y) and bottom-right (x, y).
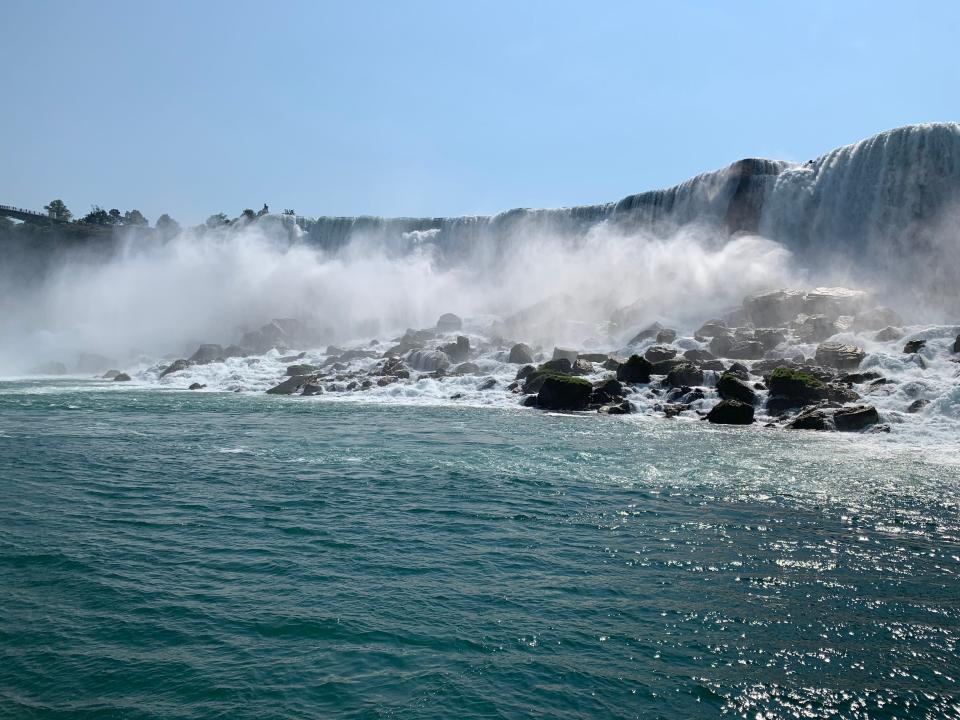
top-left (644, 345), bottom-right (677, 363)
top-left (841, 371), bottom-right (882, 384)
top-left (708, 333), bottom-right (734, 357)
top-left (628, 322), bottom-right (662, 345)
top-left (874, 326), bottom-right (904, 342)
top-left (954, 335), bottom-right (960, 353)
top-left (189, 344), bottom-right (225, 365)
top-left (743, 289), bottom-right (807, 327)
top-left (436, 313), bottom-right (463, 333)
top-left (727, 362), bottom-right (750, 381)
top-left (477, 377), bottom-right (497, 391)
top-left (521, 394), bottom-right (539, 407)
top-left (907, 399), bottom-right (930, 413)
top-left (602, 357), bottom-right (621, 371)
top-left (903, 339), bottom-right (926, 354)
top-left (766, 367), bottom-right (826, 410)
top-left (834, 404), bottom-right (880, 431)
top-left (407, 350), bottom-right (451, 372)
top-left (516, 365), bottom-right (536, 381)
top-left (716, 372), bottom-right (756, 404)
top-left (286, 364), bottom-right (320, 376)
top-left (456, 362), bottom-right (481, 375)
top-left (102, 370), bottom-right (121, 379)
top-left (536, 375), bottom-right (593, 410)
top-left (727, 340), bottom-right (765, 360)
top-left (707, 399), bottom-right (754, 425)
top-left (599, 400), bottom-right (632, 415)
top-left (539, 358), bottom-right (573, 375)
top-left (666, 363), bottom-right (704, 387)
top-left (754, 328), bottom-right (786, 351)
top-left (616, 355), bottom-right (653, 384)
top-left (794, 314), bottom-right (837, 343)
top-left (160, 359), bottom-right (192, 378)
top-left (695, 320), bottom-right (727, 338)
top-left (655, 329), bottom-right (677, 344)
top-left (377, 376), bottom-right (397, 387)
top-left (508, 343), bottom-right (534, 364)
top-left (113, 373), bottom-right (132, 382)
top-left (787, 405), bottom-right (832, 430)
top-left (572, 359), bottom-right (594, 375)
top-left (301, 383), bottom-right (323, 396)
top-left (552, 347), bottom-right (579, 364)
top-left (683, 348), bottom-right (715, 362)
top-left (449, 392), bottom-right (464, 400)
top-left (814, 342), bottom-right (865, 371)
top-left (188, 382), bottom-right (206, 390)
top-left (579, 353), bottom-right (609, 363)
top-left (803, 287), bottom-right (870, 319)
top-left (266, 375), bottom-right (313, 394)
top-left (591, 378), bottom-right (624, 404)
top-left (441, 336), bottom-right (471, 363)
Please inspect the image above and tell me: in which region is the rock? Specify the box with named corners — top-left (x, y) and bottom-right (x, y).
top-left (727, 362), bottom-right (750, 381)
top-left (954, 335), bottom-right (960, 353)
top-left (279, 351), bottom-right (307, 363)
top-left (794, 314), bottom-right (838, 342)
top-left (286, 364), bottom-right (319, 376)
top-left (102, 370), bottom-right (121, 379)
top-left (508, 343), bottom-right (534, 364)
top-left (716, 373), bottom-right (756, 404)
top-left (708, 333), bottom-right (734, 357)
top-left (616, 355), bottom-right (654, 384)
top-left (655, 329), bottom-right (677, 344)
top-left (594, 378), bottom-right (624, 397)
top-left (33, 361), bottom-right (67, 375)
top-left (907, 399), bottom-right (930, 413)
top-left (874, 326), bottom-right (904, 342)
top-left (695, 320), bottom-right (727, 338)
top-left (188, 382), bottom-right (206, 390)
top-left (766, 367), bottom-right (826, 410)
top-left (578, 353), bottom-right (609, 363)
top-left (551, 347), bottom-right (579, 363)
top-left (188, 344), bottom-right (225, 365)
top-left (683, 348), bottom-right (715, 362)
top-left (803, 287), bottom-right (870, 319)
top-left (239, 321), bottom-right (288, 354)
top-left (754, 329), bottom-right (785, 351)
top-left (477, 377), bottom-right (497, 391)
top-left (666, 363), bottom-right (704, 387)
top-left (521, 394), bottom-right (539, 407)
top-left (301, 383), bottom-right (323, 396)
top-left (841, 371), bottom-right (883, 384)
top-left (440, 336), bottom-right (470, 363)
top-left (727, 340), bottom-right (765, 360)
top-left (644, 345), bottom-right (677, 363)
top-left (266, 375), bottom-right (312, 394)
top-left (707, 399), bottom-right (754, 425)
top-left (539, 358), bottom-right (573, 374)
top-left (436, 313), bottom-right (463, 333)
top-left (536, 375), bottom-right (593, 410)
top-left (572, 359), bottom-right (594, 375)
top-left (456, 362), bottom-right (481, 375)
top-left (903, 339), bottom-right (926, 354)
top-left (602, 357), bottom-right (621, 371)
top-left (628, 322), bottom-right (662, 345)
top-left (787, 405), bottom-right (832, 430)
top-left (160, 359), bottom-right (192, 378)
top-left (599, 400), bottom-right (632, 415)
top-left (407, 350), bottom-right (451, 372)
top-left (834, 404), bottom-right (880, 431)
top-left (655, 402), bottom-right (687, 418)
top-left (701, 359), bottom-right (726, 372)
top-left (852, 307), bottom-right (904, 331)
top-left (743, 289), bottom-right (806, 326)
top-left (814, 342), bottom-right (865, 371)
top-left (325, 345), bottom-right (345, 356)
top-left (113, 373), bottom-right (132, 382)
top-left (516, 364), bottom-right (536, 381)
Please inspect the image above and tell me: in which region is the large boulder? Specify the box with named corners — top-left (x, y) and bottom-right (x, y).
top-left (716, 372), bottom-right (756, 404)
top-left (903, 339), bottom-right (926, 354)
top-left (695, 320), bottom-right (727, 338)
top-left (286, 363), bottom-right (319, 376)
top-left (440, 336), bottom-right (470, 363)
top-left (536, 375), bottom-right (593, 410)
top-left (406, 350), bottom-right (451, 372)
top-left (706, 399), bottom-right (754, 425)
top-left (786, 405), bottom-right (832, 430)
top-left (616, 355), bottom-right (653, 384)
top-left (551, 347), bottom-right (579, 364)
top-left (538, 358), bottom-right (573, 374)
top-left (189, 344), bottom-right (225, 365)
top-left (683, 348), bottom-right (715, 362)
top-left (456, 362), bottom-right (481, 375)
top-left (727, 340), bottom-right (765, 360)
top-left (655, 329), bottom-right (677, 344)
top-left (766, 367), bottom-right (826, 410)
top-left (834, 405), bottom-right (880, 431)
top-left (708, 333), bottom-right (735, 358)
top-left (803, 287), bottom-right (869, 319)
top-left (644, 345), bottom-right (677, 363)
top-left (666, 363), bottom-right (704, 387)
top-left (436, 313), bottom-right (463, 333)
top-left (113, 373), bottom-right (132, 382)
top-left (754, 329), bottom-right (785, 351)
top-left (743, 289), bottom-right (806, 327)
top-left (794, 314), bottom-right (837, 342)
top-left (814, 342), bottom-right (865, 371)
top-left (508, 343), bottom-right (534, 364)
top-left (874, 326), bottom-right (904, 342)
top-left (160, 358), bottom-right (192, 378)
top-left (266, 375), bottom-right (313, 394)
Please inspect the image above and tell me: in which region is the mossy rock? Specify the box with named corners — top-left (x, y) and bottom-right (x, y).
top-left (716, 372), bottom-right (756, 404)
top-left (768, 367), bottom-right (824, 395)
top-left (536, 374), bottom-right (593, 410)
top-left (616, 354), bottom-right (653, 383)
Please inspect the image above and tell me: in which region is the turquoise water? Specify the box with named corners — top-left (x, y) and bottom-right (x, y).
top-left (1, 381), bottom-right (959, 719)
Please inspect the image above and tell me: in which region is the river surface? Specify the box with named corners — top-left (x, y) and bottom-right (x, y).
top-left (1, 380), bottom-right (958, 719)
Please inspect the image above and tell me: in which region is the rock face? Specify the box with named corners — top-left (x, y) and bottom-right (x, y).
top-left (113, 373), bottom-right (132, 382)
top-left (743, 289), bottom-right (806, 326)
top-left (407, 350), bottom-right (451, 372)
top-left (189, 344), bottom-right (224, 365)
top-left (539, 358), bottom-right (573, 374)
top-left (666, 363), bottom-right (704, 387)
top-left (709, 334), bottom-right (734, 357)
top-left (794, 315), bottom-right (837, 342)
top-left (436, 313), bottom-right (462, 333)
top-left (727, 340), bottom-right (765, 360)
top-left (160, 359), bottom-right (192, 378)
top-left (616, 355), bottom-right (653, 384)
top-left (903, 339), bottom-right (926, 354)
top-left (707, 399), bottom-right (754, 425)
top-left (814, 342), bottom-right (865, 370)
top-left (440, 336), bottom-right (470, 363)
top-left (508, 343), bottom-right (534, 364)
top-left (834, 405), bottom-right (880, 431)
top-left (536, 375), bottom-right (592, 410)
top-left (716, 373), bottom-right (756, 404)
top-left (644, 345), bottom-right (677, 363)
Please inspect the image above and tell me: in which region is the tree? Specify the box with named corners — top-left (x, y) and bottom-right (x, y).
top-left (282, 209), bottom-right (295, 216)
top-left (241, 208), bottom-right (256, 221)
top-left (123, 209), bottom-right (148, 226)
top-left (205, 213), bottom-right (229, 228)
top-left (108, 209), bottom-right (122, 224)
top-left (44, 199), bottom-right (72, 222)
top-left (81, 206), bottom-right (113, 225)
top-left (156, 214), bottom-right (180, 235)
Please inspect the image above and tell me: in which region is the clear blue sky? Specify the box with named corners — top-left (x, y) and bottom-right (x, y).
top-left (2, 0), bottom-right (957, 225)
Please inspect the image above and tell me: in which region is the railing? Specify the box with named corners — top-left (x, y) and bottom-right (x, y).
top-left (0, 204), bottom-right (68, 222)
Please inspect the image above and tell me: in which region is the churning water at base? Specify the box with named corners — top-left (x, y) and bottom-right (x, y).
top-left (1, 381), bottom-right (959, 719)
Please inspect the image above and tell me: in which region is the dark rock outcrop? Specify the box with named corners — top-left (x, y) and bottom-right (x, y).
top-left (188, 382), bottom-right (206, 390)
top-left (903, 339), bottom-right (926, 354)
top-left (113, 373), bottom-right (132, 382)
top-left (787, 405), bottom-right (832, 430)
top-left (286, 364), bottom-right (319, 376)
top-left (707, 399), bottom-right (754, 425)
top-left (552, 347), bottom-right (579, 363)
top-left (716, 372), bottom-right (756, 404)
top-left (536, 375), bottom-right (593, 410)
top-left (440, 336), bottom-right (470, 363)
top-left (907, 398), bottom-right (930, 413)
top-left (628, 322), bottom-right (662, 345)
top-left (539, 358), bottom-right (573, 374)
top-left (189, 344), bottom-right (224, 365)
top-left (644, 345), bottom-right (677, 363)
top-left (814, 342), bottom-right (865, 371)
top-left (727, 340), bottom-right (765, 360)
top-left (666, 363), bottom-right (704, 387)
top-left (508, 343), bottom-right (534, 364)
top-left (266, 375), bottom-right (313, 394)
top-left (655, 329), bottom-right (677, 344)
top-left (598, 400), bottom-right (632, 415)
top-left (160, 359), bottom-right (192, 378)
top-left (616, 355), bottom-right (653, 384)
top-left (833, 405), bottom-right (880, 431)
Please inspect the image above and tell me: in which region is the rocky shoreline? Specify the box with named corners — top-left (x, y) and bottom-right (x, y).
top-left (128, 286), bottom-right (960, 435)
